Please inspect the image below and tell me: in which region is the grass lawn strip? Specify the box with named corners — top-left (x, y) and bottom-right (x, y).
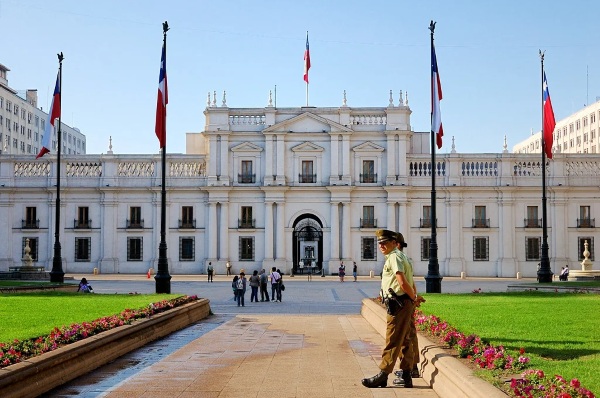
top-left (420, 291), bottom-right (599, 395)
top-left (0, 292), bottom-right (180, 343)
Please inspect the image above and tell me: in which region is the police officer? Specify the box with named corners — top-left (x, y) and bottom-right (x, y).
top-left (393, 232), bottom-right (424, 386)
top-left (361, 229), bottom-right (417, 388)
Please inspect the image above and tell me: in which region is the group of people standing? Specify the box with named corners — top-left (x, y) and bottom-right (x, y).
top-left (338, 261), bottom-right (358, 282)
top-left (231, 267), bottom-right (284, 307)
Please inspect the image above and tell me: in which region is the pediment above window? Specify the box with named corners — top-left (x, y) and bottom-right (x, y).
top-left (231, 142), bottom-right (263, 152)
top-left (291, 141), bottom-right (325, 152)
top-left (264, 112), bottom-right (352, 134)
top-left (352, 141), bottom-right (385, 153)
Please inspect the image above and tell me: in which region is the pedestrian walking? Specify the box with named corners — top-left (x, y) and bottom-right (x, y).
top-left (361, 229), bottom-right (417, 389)
top-left (259, 269), bottom-right (270, 302)
top-left (353, 262), bottom-right (357, 282)
top-left (207, 262), bottom-right (214, 282)
top-left (269, 267), bottom-right (281, 302)
top-left (249, 270), bottom-right (260, 302)
top-left (226, 261), bottom-right (232, 276)
top-left (236, 270), bottom-right (247, 307)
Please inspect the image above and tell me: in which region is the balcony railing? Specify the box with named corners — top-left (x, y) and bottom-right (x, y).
top-left (238, 173), bottom-right (256, 183)
top-left (420, 218), bottom-right (437, 228)
top-left (21, 219), bottom-right (40, 229)
top-left (74, 219), bottom-right (92, 229)
top-left (238, 219), bottom-right (256, 229)
top-left (178, 219), bottom-right (196, 229)
top-left (299, 173), bottom-right (317, 183)
top-left (524, 218), bottom-right (542, 228)
top-left (360, 218), bottom-right (377, 228)
top-left (359, 173), bottom-right (378, 183)
top-left (577, 218), bottom-right (595, 228)
top-left (126, 219), bottom-right (144, 229)
top-left (472, 218), bottom-right (490, 228)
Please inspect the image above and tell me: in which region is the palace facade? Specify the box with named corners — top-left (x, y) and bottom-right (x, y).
top-left (1, 94), bottom-right (598, 278)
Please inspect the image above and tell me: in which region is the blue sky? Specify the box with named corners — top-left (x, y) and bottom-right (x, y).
top-left (2, 0), bottom-right (598, 155)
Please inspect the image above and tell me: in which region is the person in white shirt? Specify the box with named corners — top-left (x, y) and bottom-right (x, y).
top-left (269, 267), bottom-right (281, 302)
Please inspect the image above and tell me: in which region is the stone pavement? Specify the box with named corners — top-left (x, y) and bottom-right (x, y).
top-left (44, 275), bottom-right (531, 397)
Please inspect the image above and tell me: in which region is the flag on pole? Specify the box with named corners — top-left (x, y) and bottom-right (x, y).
top-left (303, 33), bottom-right (311, 83)
top-left (155, 41), bottom-right (168, 149)
top-left (36, 73), bottom-right (60, 159)
top-left (431, 42), bottom-right (443, 149)
top-left (542, 72), bottom-right (555, 159)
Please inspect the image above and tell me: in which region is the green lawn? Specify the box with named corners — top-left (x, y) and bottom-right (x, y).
top-left (420, 291), bottom-right (600, 394)
top-left (0, 292), bottom-right (180, 343)
top-left (0, 281), bottom-right (62, 287)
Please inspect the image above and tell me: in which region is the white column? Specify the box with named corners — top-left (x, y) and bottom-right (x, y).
top-left (330, 136), bottom-right (339, 177)
top-left (207, 202), bottom-right (218, 260)
top-left (496, 196), bottom-right (516, 277)
top-left (265, 136), bottom-right (273, 180)
top-left (219, 202), bottom-right (229, 261)
top-left (220, 135), bottom-right (229, 179)
top-left (208, 136), bottom-right (217, 177)
top-left (342, 202), bottom-right (351, 259)
top-left (330, 202), bottom-right (340, 262)
top-left (342, 136), bottom-right (350, 177)
top-left (446, 197), bottom-right (464, 276)
top-left (276, 202), bottom-right (285, 260)
top-left (276, 135), bottom-right (285, 179)
top-left (264, 202), bottom-right (274, 259)
top-left (386, 134), bottom-right (396, 180)
top-left (387, 201), bottom-right (396, 230)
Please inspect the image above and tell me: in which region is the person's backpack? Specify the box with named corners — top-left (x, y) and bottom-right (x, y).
top-left (236, 278), bottom-right (244, 290)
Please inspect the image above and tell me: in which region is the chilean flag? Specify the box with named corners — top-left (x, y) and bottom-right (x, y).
top-left (542, 72), bottom-right (555, 159)
top-left (431, 42), bottom-right (443, 149)
top-left (36, 74), bottom-right (60, 159)
top-left (155, 41), bottom-right (168, 149)
top-left (303, 33), bottom-right (311, 83)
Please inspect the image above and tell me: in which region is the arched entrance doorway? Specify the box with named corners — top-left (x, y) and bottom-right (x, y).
top-left (292, 215), bottom-right (323, 274)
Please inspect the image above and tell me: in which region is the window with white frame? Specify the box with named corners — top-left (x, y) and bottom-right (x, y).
top-left (360, 160), bottom-right (376, 183)
top-left (361, 206), bottom-right (375, 228)
top-left (473, 237), bottom-right (489, 261)
top-left (75, 237), bottom-right (91, 262)
top-left (361, 237), bottom-right (376, 260)
top-left (179, 237), bottom-right (195, 261)
top-left (239, 237), bottom-right (254, 261)
top-left (525, 237), bottom-right (540, 261)
top-left (421, 237), bottom-right (431, 261)
top-left (127, 237), bottom-right (143, 261)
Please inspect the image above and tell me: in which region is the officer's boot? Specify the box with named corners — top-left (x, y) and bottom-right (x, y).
top-left (361, 371), bottom-right (388, 388)
top-left (392, 370), bottom-right (413, 388)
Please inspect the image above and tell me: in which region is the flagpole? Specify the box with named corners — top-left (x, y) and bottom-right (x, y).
top-left (538, 50), bottom-right (552, 283)
top-left (155, 21), bottom-right (172, 294)
top-left (425, 21), bottom-right (442, 293)
top-left (306, 82), bottom-right (309, 107)
top-left (50, 52), bottom-right (65, 283)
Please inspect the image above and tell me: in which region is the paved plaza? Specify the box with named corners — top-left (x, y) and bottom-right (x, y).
top-left (43, 275), bottom-right (531, 397)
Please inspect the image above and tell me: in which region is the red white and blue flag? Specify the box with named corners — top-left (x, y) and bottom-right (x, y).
top-left (431, 42), bottom-right (443, 149)
top-left (542, 72), bottom-right (555, 159)
top-left (155, 41), bottom-right (168, 149)
top-left (303, 33), bottom-right (311, 83)
top-left (36, 73), bottom-right (60, 159)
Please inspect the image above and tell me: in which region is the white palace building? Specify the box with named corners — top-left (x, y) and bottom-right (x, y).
top-left (1, 91), bottom-right (599, 278)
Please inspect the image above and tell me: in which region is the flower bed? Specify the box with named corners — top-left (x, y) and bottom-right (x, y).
top-left (414, 309), bottom-right (595, 398)
top-left (0, 296), bottom-right (210, 398)
top-left (0, 295), bottom-right (198, 368)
